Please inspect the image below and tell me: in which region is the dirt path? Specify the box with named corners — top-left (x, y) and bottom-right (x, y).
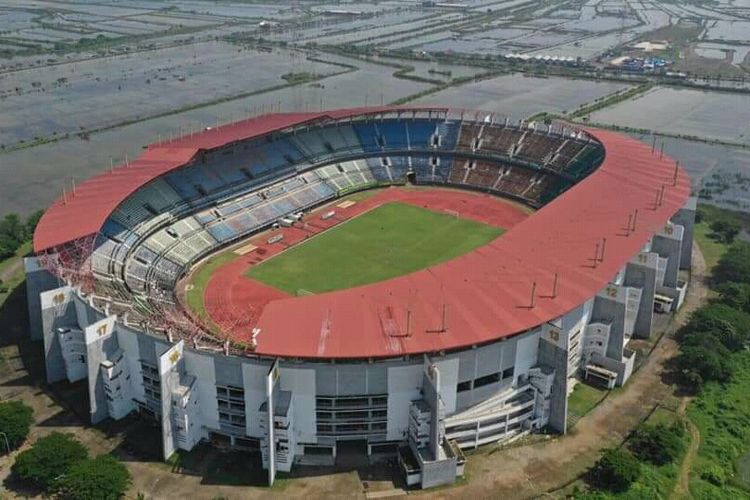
top-left (432, 244), bottom-right (709, 499)
top-left (671, 239), bottom-right (711, 500)
top-left (0, 258), bottom-right (22, 282)
top-left (672, 397), bottom-right (700, 500)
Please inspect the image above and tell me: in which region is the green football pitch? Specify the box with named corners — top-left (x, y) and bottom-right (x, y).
top-left (246, 202), bottom-right (504, 294)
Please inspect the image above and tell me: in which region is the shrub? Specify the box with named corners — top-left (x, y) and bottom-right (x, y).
top-left (56, 454), bottom-right (130, 500)
top-left (675, 344), bottom-right (733, 388)
top-left (591, 448), bottom-right (641, 492)
top-left (628, 423), bottom-right (685, 465)
top-left (0, 400), bottom-right (33, 450)
top-left (716, 282), bottom-right (750, 313)
top-left (684, 304), bottom-right (750, 350)
top-left (700, 464), bottom-right (726, 486)
top-left (12, 432), bottom-right (88, 491)
top-left (714, 242), bottom-right (750, 285)
top-left (709, 218), bottom-right (741, 243)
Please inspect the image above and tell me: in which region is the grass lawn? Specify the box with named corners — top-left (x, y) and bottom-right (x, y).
top-left (645, 406), bottom-right (680, 426)
top-left (0, 241), bottom-right (31, 308)
top-left (693, 220), bottom-right (728, 272)
top-left (688, 350), bottom-right (750, 497)
top-left (694, 204), bottom-right (750, 271)
top-left (567, 382), bottom-right (608, 427)
top-left (247, 202), bottom-right (504, 294)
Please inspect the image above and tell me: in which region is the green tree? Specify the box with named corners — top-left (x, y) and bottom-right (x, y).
top-left (0, 233), bottom-right (17, 260)
top-left (675, 343), bottom-right (733, 387)
top-left (12, 432), bottom-right (88, 491)
top-left (714, 242), bottom-right (750, 285)
top-left (56, 454), bottom-right (130, 500)
top-left (716, 282), bottom-right (750, 313)
top-left (24, 209), bottom-right (44, 240)
top-left (591, 448), bottom-right (641, 492)
top-left (628, 423), bottom-right (685, 465)
top-left (684, 303), bottom-right (750, 351)
top-left (0, 213), bottom-right (24, 246)
top-left (710, 218), bottom-right (741, 243)
top-left (0, 400), bottom-right (33, 450)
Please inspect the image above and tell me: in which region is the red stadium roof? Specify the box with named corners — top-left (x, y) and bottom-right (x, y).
top-left (33, 106), bottom-right (446, 253)
top-left (248, 129), bottom-right (690, 358)
top-left (32, 107), bottom-right (691, 359)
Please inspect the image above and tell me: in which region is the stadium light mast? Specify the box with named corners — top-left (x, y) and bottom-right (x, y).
top-left (552, 272), bottom-right (559, 298)
top-left (406, 308), bottom-right (412, 337)
top-left (592, 242), bottom-right (600, 268)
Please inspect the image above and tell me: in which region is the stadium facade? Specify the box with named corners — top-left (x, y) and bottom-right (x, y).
top-left (25, 107), bottom-right (694, 488)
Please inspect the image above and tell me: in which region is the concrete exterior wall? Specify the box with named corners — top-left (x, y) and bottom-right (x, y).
top-left (159, 341), bottom-right (184, 460)
top-left (624, 252), bottom-right (659, 339)
top-left (387, 364), bottom-right (423, 442)
top-left (40, 286), bottom-right (77, 384)
top-left (184, 350), bottom-right (218, 439)
top-left (279, 366), bottom-right (317, 448)
top-left (116, 325), bottom-right (146, 403)
top-left (651, 222), bottom-right (684, 289)
top-left (591, 286), bottom-right (628, 361)
top-left (421, 457), bottom-right (458, 489)
top-left (537, 338), bottom-right (568, 434)
top-left (672, 197), bottom-right (696, 271)
top-left (84, 315), bottom-right (118, 424)
top-left (24, 257), bottom-right (59, 341)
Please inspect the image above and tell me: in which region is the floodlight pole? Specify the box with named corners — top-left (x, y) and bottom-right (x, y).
top-left (441, 303), bottom-right (447, 332)
top-left (593, 243), bottom-right (600, 268)
top-left (552, 272), bottom-right (559, 298)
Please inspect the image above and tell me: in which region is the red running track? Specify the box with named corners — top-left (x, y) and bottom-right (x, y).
top-left (201, 187), bottom-right (529, 339)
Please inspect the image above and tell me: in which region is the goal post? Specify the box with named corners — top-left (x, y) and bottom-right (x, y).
top-left (443, 208), bottom-right (459, 220)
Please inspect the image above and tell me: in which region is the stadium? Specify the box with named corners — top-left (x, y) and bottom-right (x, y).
top-left (25, 106), bottom-right (695, 489)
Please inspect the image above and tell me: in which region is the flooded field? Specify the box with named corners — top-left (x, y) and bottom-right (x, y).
top-left (0, 54), bottom-right (431, 215)
top-left (0, 42), bottom-right (345, 147)
top-left (415, 74), bottom-right (632, 119)
top-left (630, 133), bottom-right (750, 211)
top-left (588, 87), bottom-right (750, 145)
top-left (1, 0), bottom-right (749, 218)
